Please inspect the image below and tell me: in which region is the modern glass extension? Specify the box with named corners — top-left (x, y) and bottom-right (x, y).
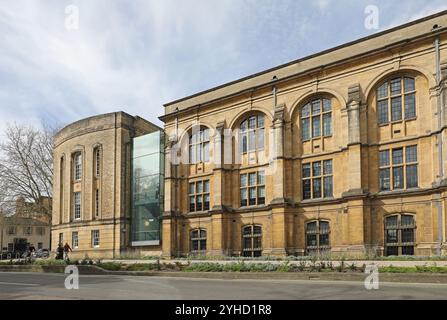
top-left (131, 131), bottom-right (165, 246)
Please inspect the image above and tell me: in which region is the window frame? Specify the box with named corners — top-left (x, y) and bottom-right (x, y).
top-left (73, 152), bottom-right (82, 181)
top-left (305, 220), bottom-right (331, 255)
top-left (94, 147), bottom-right (101, 178)
top-left (241, 225), bottom-right (262, 257)
top-left (240, 170), bottom-right (266, 207)
top-left (7, 226), bottom-right (16, 236)
top-left (379, 145), bottom-right (418, 192)
top-left (95, 189), bottom-right (100, 218)
top-left (190, 228), bottom-right (207, 254)
top-left (239, 115), bottom-right (265, 155)
top-left (377, 76), bottom-right (417, 125)
top-left (24, 226), bottom-right (32, 236)
top-left (91, 230), bottom-right (100, 248)
top-left (302, 159), bottom-right (333, 200)
top-left (72, 231), bottom-right (79, 249)
top-left (384, 214), bottom-right (416, 256)
top-left (301, 98), bottom-right (332, 141)
top-left (73, 191), bottom-right (81, 220)
top-left (189, 127), bottom-right (210, 164)
top-left (188, 180), bottom-right (211, 212)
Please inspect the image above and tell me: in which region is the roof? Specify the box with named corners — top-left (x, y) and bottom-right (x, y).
top-left (0, 216), bottom-right (50, 227)
top-left (54, 111), bottom-right (162, 147)
top-left (161, 10), bottom-right (447, 120)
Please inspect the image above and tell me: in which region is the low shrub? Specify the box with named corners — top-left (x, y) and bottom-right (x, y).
top-left (185, 262), bottom-right (224, 272)
top-left (33, 259), bottom-right (67, 266)
top-left (379, 266), bottom-right (447, 273)
top-left (98, 262), bottom-right (122, 271)
top-left (124, 263), bottom-right (158, 271)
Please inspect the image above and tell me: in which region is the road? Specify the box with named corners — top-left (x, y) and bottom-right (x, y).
top-left (0, 272), bottom-right (446, 300)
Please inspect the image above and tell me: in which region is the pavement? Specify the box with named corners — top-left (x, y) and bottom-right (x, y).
top-left (0, 272), bottom-right (447, 300)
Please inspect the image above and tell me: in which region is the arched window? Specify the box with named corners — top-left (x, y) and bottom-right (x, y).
top-left (240, 115), bottom-right (265, 154)
top-left (305, 220), bottom-right (330, 255)
top-left (189, 127), bottom-right (210, 164)
top-left (384, 214), bottom-right (415, 256)
top-left (191, 229), bottom-right (207, 253)
top-left (301, 98), bottom-right (332, 141)
top-left (242, 225), bottom-right (262, 257)
top-left (377, 76), bottom-right (416, 124)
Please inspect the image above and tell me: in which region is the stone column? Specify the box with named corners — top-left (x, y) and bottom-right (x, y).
top-left (269, 104), bottom-right (288, 257)
top-left (212, 121), bottom-right (225, 211)
top-left (440, 61), bottom-right (447, 250)
top-left (343, 84), bottom-right (364, 197)
top-left (271, 104), bottom-right (286, 204)
top-left (209, 122), bottom-right (226, 256)
top-left (440, 60), bottom-right (447, 184)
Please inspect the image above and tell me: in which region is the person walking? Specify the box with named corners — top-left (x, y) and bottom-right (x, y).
top-left (56, 243), bottom-right (64, 260)
top-left (63, 242), bottom-right (72, 261)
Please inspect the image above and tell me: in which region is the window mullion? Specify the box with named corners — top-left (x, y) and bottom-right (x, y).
top-left (309, 114), bottom-right (313, 139)
top-left (403, 147), bottom-right (407, 189)
top-left (312, 163), bottom-right (316, 199)
top-left (388, 83), bottom-right (391, 123)
top-left (390, 163), bottom-right (394, 191)
top-left (316, 221), bottom-right (320, 251)
top-left (401, 77), bottom-right (405, 118)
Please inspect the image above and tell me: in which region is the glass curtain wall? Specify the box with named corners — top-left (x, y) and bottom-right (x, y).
top-left (131, 131), bottom-right (165, 245)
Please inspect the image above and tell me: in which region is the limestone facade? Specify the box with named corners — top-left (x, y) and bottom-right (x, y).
top-left (51, 112), bottom-right (160, 258)
top-left (160, 11), bottom-right (447, 257)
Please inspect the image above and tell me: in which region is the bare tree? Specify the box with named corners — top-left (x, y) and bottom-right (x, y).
top-left (0, 122), bottom-right (56, 219)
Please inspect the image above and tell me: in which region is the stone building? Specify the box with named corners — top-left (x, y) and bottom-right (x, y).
top-left (1, 198), bottom-right (51, 256)
top-left (52, 11), bottom-right (447, 259)
top-left (51, 112), bottom-right (163, 258)
top-left (159, 11), bottom-right (447, 258)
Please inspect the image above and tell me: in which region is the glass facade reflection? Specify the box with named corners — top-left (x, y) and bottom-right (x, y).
top-left (131, 131), bottom-right (164, 246)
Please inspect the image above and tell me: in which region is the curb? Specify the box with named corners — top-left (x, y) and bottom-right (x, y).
top-left (1, 265), bottom-right (447, 283)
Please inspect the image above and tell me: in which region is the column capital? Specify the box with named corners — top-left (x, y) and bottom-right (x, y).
top-left (347, 84), bottom-right (362, 145)
top-left (347, 83), bottom-right (361, 105)
top-left (273, 103), bottom-right (286, 125)
top-left (215, 121), bottom-right (226, 137)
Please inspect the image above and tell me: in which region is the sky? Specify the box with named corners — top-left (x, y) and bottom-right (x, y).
top-left (1, 0), bottom-right (447, 138)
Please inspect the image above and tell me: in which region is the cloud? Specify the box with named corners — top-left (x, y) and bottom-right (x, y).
top-left (0, 0), bottom-right (446, 137)
top-left (313, 0), bottom-right (331, 11)
top-left (0, 0), bottom-right (245, 129)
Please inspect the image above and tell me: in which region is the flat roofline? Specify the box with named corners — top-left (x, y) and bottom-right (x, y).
top-left (163, 9), bottom-right (447, 108)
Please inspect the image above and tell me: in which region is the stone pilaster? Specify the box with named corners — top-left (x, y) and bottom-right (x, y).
top-left (212, 121), bottom-right (225, 212)
top-left (271, 104), bottom-right (286, 204)
top-left (267, 207), bottom-right (287, 257)
top-left (343, 84), bottom-right (364, 197)
top-left (439, 60), bottom-right (447, 185)
top-left (209, 213), bottom-right (227, 256)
